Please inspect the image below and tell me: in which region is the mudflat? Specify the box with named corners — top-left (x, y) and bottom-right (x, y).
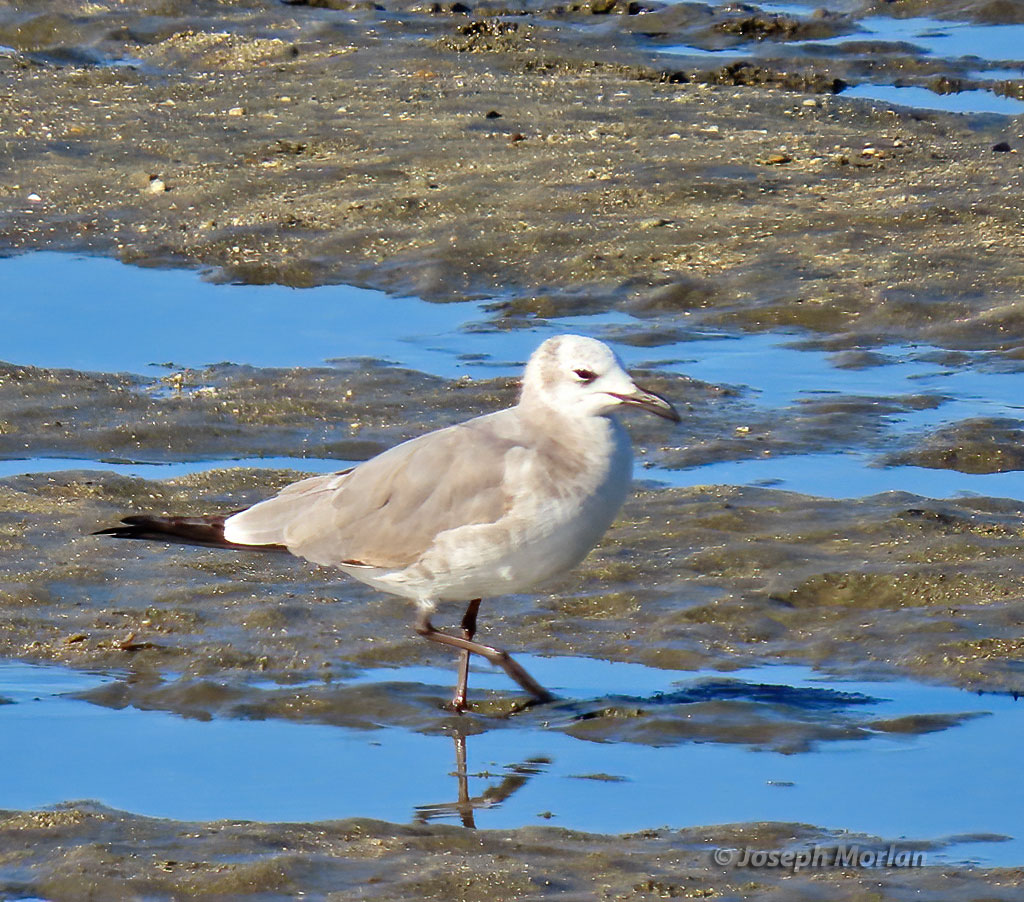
top-left (2, 0), bottom-right (1024, 898)
top-left (1, 0), bottom-right (1023, 348)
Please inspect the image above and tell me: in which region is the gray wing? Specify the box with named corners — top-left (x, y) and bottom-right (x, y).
top-left (223, 411), bottom-right (521, 570)
top-left (221, 468), bottom-right (354, 545)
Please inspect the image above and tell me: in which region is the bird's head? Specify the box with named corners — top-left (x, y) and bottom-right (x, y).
top-left (521, 334), bottom-right (680, 423)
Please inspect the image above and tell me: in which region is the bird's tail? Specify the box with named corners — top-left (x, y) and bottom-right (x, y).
top-left (94, 513), bottom-right (285, 552)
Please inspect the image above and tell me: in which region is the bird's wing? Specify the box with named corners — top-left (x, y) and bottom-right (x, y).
top-left (219, 468), bottom-right (354, 546)
top-left (224, 411), bottom-right (523, 570)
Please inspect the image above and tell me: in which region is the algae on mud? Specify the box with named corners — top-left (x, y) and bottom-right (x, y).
top-left (3, 465), bottom-right (1024, 693)
top-left (3, 0), bottom-right (1024, 895)
top-left (0, 350), bottom-right (977, 472)
top-left (1, 0), bottom-right (1023, 350)
top-left (0, 330), bottom-right (1019, 893)
top-left (7, 803), bottom-right (1012, 902)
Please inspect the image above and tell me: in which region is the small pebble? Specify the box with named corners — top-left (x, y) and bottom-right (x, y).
top-left (148, 177), bottom-right (166, 194)
top-left (993, 141), bottom-right (1013, 153)
top-left (227, 106), bottom-right (245, 116)
top-left (26, 192), bottom-right (41, 203)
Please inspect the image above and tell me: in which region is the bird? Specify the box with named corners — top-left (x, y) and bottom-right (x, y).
top-left (96, 334), bottom-right (680, 711)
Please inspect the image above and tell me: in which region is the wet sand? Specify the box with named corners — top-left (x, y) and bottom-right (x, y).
top-left (11, 803), bottom-right (1022, 902)
top-left (3, 0), bottom-right (1024, 897)
top-left (1, 1), bottom-right (1023, 349)
top-left (4, 463), bottom-right (1024, 692)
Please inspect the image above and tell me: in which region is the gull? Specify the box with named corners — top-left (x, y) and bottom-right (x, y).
top-left (97, 335), bottom-right (680, 710)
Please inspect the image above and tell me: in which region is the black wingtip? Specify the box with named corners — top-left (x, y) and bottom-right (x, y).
top-left (92, 525), bottom-right (132, 538)
top-left (92, 519), bottom-right (156, 540)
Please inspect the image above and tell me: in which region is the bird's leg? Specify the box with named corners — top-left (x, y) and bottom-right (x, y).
top-left (452, 599), bottom-right (481, 713)
top-left (415, 607), bottom-right (553, 706)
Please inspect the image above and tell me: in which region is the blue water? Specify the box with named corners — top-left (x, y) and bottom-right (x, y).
top-left (824, 17), bottom-right (1024, 63)
top-left (1, 252), bottom-right (487, 378)
top-left (661, 15), bottom-right (1024, 66)
top-left (7, 251), bottom-right (1024, 503)
top-left (5, 253), bottom-right (1024, 859)
top-left (0, 659), bottom-right (1018, 864)
top-left (9, 451), bottom-right (1024, 503)
top-left (0, 455), bottom-right (357, 480)
top-left (0, 3), bottom-right (1021, 870)
top-left (6, 253), bottom-right (1024, 416)
top-left (0, 252), bottom-right (705, 378)
top-left (734, 10), bottom-right (1024, 65)
top-left (651, 452), bottom-right (1024, 500)
top-left (972, 66), bottom-right (1024, 80)
top-left (660, 9), bottom-right (1024, 116)
top-left (844, 84), bottom-right (1024, 116)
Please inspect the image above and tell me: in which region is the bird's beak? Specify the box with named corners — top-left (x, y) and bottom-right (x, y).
top-left (607, 384), bottom-right (681, 423)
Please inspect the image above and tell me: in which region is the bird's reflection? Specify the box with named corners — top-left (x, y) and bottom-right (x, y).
top-left (414, 728), bottom-right (551, 828)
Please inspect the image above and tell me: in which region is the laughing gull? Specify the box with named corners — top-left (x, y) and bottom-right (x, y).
top-left (97, 334), bottom-right (680, 710)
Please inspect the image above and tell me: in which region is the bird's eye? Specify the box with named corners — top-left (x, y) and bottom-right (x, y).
top-left (573, 368), bottom-right (598, 383)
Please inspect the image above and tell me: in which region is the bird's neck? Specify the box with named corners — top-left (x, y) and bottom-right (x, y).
top-left (518, 396), bottom-right (626, 447)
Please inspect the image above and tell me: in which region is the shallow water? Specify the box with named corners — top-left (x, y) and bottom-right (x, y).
top-left (844, 84), bottom-right (1024, 116)
top-left (661, 8), bottom-right (1024, 116)
top-left (652, 451), bottom-right (1024, 499)
top-left (777, 14), bottom-right (1024, 64)
top-left (972, 66), bottom-right (1024, 80)
top-left (0, 455), bottom-right (358, 481)
top-left (10, 451), bottom-right (1024, 502)
top-left (2, 0), bottom-right (1024, 888)
top-left (7, 250), bottom-right (1024, 868)
top-left (7, 252), bottom-right (1024, 412)
top-left (0, 252), bottom-right (683, 378)
top-left (2, 252), bottom-right (486, 378)
top-left (2, 658), bottom-right (1019, 864)
top-left (661, 13), bottom-right (1024, 64)
top-left (7, 252), bottom-right (1024, 502)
